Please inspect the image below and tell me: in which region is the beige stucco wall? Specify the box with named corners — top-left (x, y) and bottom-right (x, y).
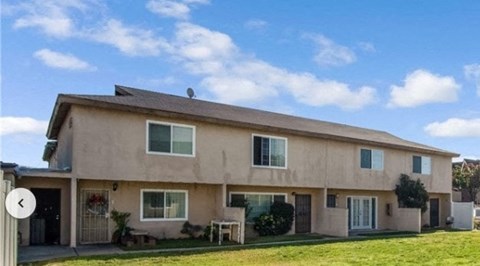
top-left (66, 105), bottom-right (453, 195)
top-left (421, 193), bottom-right (451, 227)
top-left (77, 180), bottom-right (221, 240)
top-left (452, 190), bottom-right (462, 202)
top-left (15, 177), bottom-right (71, 246)
top-left (329, 189), bottom-right (398, 230)
top-left (49, 110), bottom-right (73, 170)
top-left (393, 208), bottom-right (421, 232)
top-left (330, 189), bottom-right (451, 230)
top-left (318, 207), bottom-right (348, 237)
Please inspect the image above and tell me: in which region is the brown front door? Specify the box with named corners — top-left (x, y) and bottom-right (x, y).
top-left (430, 198), bottom-right (440, 227)
top-left (30, 188), bottom-right (61, 245)
top-left (295, 194), bottom-right (311, 233)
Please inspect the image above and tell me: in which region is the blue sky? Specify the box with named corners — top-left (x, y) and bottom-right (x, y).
top-left (1, 0), bottom-right (480, 167)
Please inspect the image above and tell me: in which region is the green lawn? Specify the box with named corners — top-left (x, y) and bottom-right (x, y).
top-left (41, 231), bottom-right (479, 265)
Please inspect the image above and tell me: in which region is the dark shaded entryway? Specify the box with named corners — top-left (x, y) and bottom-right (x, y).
top-left (30, 188), bottom-right (61, 245)
top-left (430, 198), bottom-right (439, 227)
top-left (295, 194), bottom-right (311, 233)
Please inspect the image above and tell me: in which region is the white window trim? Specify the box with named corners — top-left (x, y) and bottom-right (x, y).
top-left (229, 191), bottom-right (289, 203)
top-left (347, 195), bottom-right (378, 230)
top-left (140, 189), bottom-right (188, 222)
top-left (413, 155), bottom-right (432, 175)
top-left (360, 148), bottom-right (384, 171)
top-left (146, 120), bottom-right (196, 157)
top-left (229, 192), bottom-right (288, 223)
top-left (251, 134), bottom-right (288, 169)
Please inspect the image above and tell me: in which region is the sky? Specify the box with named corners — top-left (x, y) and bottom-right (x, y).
top-left (1, 0), bottom-right (480, 167)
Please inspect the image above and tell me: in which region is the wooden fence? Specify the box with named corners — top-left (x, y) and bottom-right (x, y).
top-left (1, 170), bottom-right (17, 266)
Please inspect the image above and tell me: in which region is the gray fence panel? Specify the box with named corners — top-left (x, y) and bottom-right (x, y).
top-left (1, 170), bottom-right (17, 266)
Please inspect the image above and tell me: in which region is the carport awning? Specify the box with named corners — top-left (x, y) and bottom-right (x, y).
top-left (16, 167), bottom-right (71, 179)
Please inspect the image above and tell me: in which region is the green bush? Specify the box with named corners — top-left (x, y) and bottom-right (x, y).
top-left (395, 174), bottom-right (429, 213)
top-left (475, 220), bottom-right (480, 230)
top-left (110, 210), bottom-right (131, 244)
top-left (254, 201), bottom-right (294, 236)
top-left (180, 221), bottom-right (203, 238)
top-left (203, 225), bottom-right (218, 240)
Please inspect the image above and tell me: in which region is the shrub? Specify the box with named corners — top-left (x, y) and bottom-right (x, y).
top-left (111, 210), bottom-right (131, 244)
top-left (475, 220), bottom-right (480, 230)
top-left (254, 214), bottom-right (276, 236)
top-left (270, 201), bottom-right (294, 234)
top-left (180, 221), bottom-right (203, 238)
top-left (203, 225), bottom-right (218, 240)
top-left (395, 174), bottom-right (429, 213)
top-left (254, 201), bottom-right (294, 236)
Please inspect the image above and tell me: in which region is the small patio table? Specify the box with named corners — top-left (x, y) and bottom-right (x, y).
top-left (209, 219), bottom-right (241, 245)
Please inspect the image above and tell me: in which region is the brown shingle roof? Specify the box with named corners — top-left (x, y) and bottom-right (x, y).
top-left (46, 85), bottom-right (459, 157)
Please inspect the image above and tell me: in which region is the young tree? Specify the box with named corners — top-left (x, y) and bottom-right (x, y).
top-left (395, 174), bottom-right (429, 213)
top-left (453, 163), bottom-right (480, 204)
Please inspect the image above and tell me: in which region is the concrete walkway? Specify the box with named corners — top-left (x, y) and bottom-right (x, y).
top-left (18, 244), bottom-right (124, 264)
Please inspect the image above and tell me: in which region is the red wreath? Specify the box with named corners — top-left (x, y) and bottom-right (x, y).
top-left (87, 194), bottom-right (106, 208)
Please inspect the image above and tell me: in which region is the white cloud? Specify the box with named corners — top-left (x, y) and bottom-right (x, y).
top-left (7, 1), bottom-right (165, 57)
top-left (146, 0), bottom-right (210, 20)
top-left (244, 19), bottom-right (268, 31)
top-left (288, 78), bottom-right (377, 110)
top-left (34, 48), bottom-right (96, 70)
top-left (172, 22), bottom-right (237, 62)
top-left (0, 117), bottom-right (48, 136)
top-left (464, 64), bottom-right (480, 96)
top-left (358, 42), bottom-right (376, 53)
top-left (86, 19), bottom-right (169, 56)
top-left (424, 118), bottom-right (480, 137)
top-left (306, 34), bottom-right (356, 67)
top-left (7, 1), bottom-right (376, 110)
top-left (172, 23), bottom-right (376, 109)
top-left (146, 0), bottom-right (190, 20)
top-left (388, 69), bottom-right (460, 108)
top-left (10, 0), bottom-right (91, 38)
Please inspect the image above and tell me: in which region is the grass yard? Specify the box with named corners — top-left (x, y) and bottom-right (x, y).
top-left (119, 233), bottom-right (325, 251)
top-left (40, 231), bottom-right (479, 265)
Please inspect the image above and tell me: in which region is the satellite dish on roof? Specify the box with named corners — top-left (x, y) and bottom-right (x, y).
top-left (187, 87), bottom-right (196, 99)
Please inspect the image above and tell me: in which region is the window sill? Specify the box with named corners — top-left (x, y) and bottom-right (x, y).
top-left (360, 168), bottom-right (384, 171)
top-left (140, 218), bottom-right (188, 222)
top-left (252, 165), bottom-right (288, 170)
top-left (146, 151), bottom-right (195, 158)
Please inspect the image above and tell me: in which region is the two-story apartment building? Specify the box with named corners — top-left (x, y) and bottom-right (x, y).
top-left (13, 85), bottom-right (458, 247)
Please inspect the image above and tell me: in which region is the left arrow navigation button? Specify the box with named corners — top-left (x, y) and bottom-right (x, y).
top-left (18, 198), bottom-right (24, 208)
top-left (5, 188), bottom-right (36, 219)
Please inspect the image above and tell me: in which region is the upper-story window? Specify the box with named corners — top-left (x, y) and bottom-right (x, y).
top-left (147, 120), bottom-right (195, 156)
top-left (252, 135), bottom-right (287, 168)
top-left (360, 148), bottom-right (384, 170)
top-left (413, 155), bottom-right (431, 175)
